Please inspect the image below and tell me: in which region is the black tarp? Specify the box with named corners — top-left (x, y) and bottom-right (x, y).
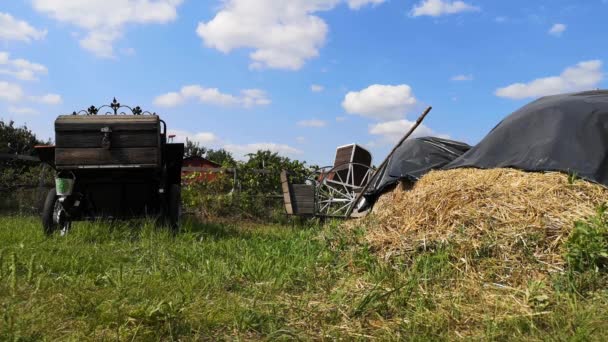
top-left (445, 90), bottom-right (608, 186)
top-left (362, 137), bottom-right (471, 207)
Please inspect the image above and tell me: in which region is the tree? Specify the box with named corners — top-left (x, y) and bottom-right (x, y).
top-left (0, 120), bottom-right (47, 189)
top-left (0, 120), bottom-right (43, 155)
top-left (183, 138), bottom-right (207, 158)
top-left (206, 148), bottom-right (236, 167)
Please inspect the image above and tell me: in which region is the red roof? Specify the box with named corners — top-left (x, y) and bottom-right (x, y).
top-left (182, 156), bottom-right (222, 168)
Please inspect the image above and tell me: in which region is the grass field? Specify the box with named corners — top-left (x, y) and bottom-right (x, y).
top-left (1, 215), bottom-right (607, 340)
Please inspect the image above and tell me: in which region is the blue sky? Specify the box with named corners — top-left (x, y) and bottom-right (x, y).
top-left (1, 0), bottom-right (607, 165)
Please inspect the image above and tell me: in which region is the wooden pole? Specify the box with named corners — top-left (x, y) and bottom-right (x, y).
top-left (345, 106), bottom-right (433, 218)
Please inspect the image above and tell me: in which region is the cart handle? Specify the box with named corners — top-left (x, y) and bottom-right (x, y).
top-left (159, 119), bottom-right (167, 135)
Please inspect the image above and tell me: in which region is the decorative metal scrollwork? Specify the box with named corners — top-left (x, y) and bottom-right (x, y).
top-left (71, 97), bottom-right (157, 116)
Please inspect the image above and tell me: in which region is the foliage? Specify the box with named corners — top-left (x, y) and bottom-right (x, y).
top-left (206, 148), bottom-right (236, 167)
top-left (182, 173), bottom-right (237, 219)
top-left (565, 205), bottom-right (608, 273)
top-left (239, 150), bottom-right (309, 194)
top-left (183, 149), bottom-right (310, 221)
top-left (0, 120), bottom-right (49, 191)
top-left (183, 140), bottom-right (236, 167)
top-left (0, 120), bottom-right (44, 155)
top-left (183, 138), bottom-right (207, 158)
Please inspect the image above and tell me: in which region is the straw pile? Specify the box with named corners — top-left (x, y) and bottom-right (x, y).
top-left (364, 168), bottom-right (608, 282)
top-left (345, 168), bottom-right (608, 336)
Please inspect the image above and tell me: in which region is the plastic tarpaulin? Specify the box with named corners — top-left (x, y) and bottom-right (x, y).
top-left (363, 137), bottom-right (470, 205)
top-left (445, 90), bottom-right (608, 186)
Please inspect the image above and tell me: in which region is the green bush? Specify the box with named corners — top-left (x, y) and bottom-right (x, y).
top-left (182, 172), bottom-right (235, 218)
top-left (182, 150), bottom-right (311, 222)
top-left (565, 205), bottom-right (608, 273)
top-left (0, 120), bottom-right (50, 191)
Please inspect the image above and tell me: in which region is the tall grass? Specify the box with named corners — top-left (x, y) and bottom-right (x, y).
top-left (0, 215), bottom-right (607, 340)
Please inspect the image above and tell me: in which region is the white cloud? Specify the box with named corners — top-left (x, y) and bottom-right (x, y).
top-left (0, 51), bottom-right (48, 81)
top-left (224, 142), bottom-right (303, 159)
top-left (8, 106), bottom-right (39, 115)
top-left (240, 89), bottom-right (271, 107)
top-left (196, 1), bottom-right (336, 70)
top-left (451, 74), bottom-right (473, 81)
top-left (369, 119), bottom-right (447, 143)
top-left (0, 80), bottom-right (61, 105)
top-left (411, 0), bottom-right (480, 17)
top-left (154, 92), bottom-right (182, 107)
top-left (336, 116), bottom-right (347, 122)
top-left (311, 84), bottom-right (324, 92)
top-left (166, 129), bottom-right (302, 159)
top-left (0, 81), bottom-right (24, 102)
top-left (549, 23), bottom-right (566, 37)
top-left (168, 129), bottom-right (219, 146)
top-left (0, 82), bottom-right (62, 105)
top-left (342, 84), bottom-right (417, 121)
top-left (297, 119), bottom-right (327, 127)
top-left (0, 12), bottom-right (47, 42)
top-left (154, 85), bottom-right (270, 108)
top-left (496, 60), bottom-right (603, 100)
top-left (347, 0), bottom-right (386, 10)
top-left (296, 136), bottom-right (306, 143)
top-left (32, 93), bottom-right (63, 105)
top-left (32, 0), bottom-right (183, 58)
top-left (196, 0), bottom-right (386, 70)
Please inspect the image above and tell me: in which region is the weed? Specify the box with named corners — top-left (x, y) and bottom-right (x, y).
top-left (565, 205), bottom-right (608, 273)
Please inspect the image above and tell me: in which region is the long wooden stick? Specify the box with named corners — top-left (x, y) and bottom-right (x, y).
top-left (346, 106), bottom-right (433, 218)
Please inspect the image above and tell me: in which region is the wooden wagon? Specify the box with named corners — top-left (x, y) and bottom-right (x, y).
top-left (281, 144), bottom-right (373, 218)
top-left (35, 99), bottom-right (184, 235)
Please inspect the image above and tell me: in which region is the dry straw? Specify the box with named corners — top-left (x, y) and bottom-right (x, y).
top-left (347, 168), bottom-right (608, 335)
top-left (363, 168), bottom-right (608, 284)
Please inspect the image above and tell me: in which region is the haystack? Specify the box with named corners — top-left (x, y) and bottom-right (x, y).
top-left (364, 168), bottom-right (607, 284)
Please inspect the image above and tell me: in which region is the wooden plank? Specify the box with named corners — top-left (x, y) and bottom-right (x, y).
top-left (56, 131), bottom-right (159, 148)
top-left (293, 206), bottom-right (314, 215)
top-left (280, 170), bottom-right (294, 215)
top-left (55, 115), bottom-right (160, 132)
top-left (334, 145), bottom-right (354, 167)
top-left (55, 147), bottom-right (159, 167)
top-left (55, 123), bottom-right (159, 132)
top-left (291, 183), bottom-right (315, 215)
top-left (352, 146), bottom-right (372, 166)
top-left (55, 115), bottom-right (159, 124)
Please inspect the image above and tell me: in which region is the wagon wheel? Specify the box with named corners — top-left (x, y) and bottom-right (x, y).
top-left (316, 162), bottom-right (374, 218)
top-left (42, 188), bottom-right (59, 235)
top-left (42, 188), bottom-right (72, 236)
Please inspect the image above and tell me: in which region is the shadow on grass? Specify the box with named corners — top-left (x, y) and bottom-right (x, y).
top-left (10, 213), bottom-right (322, 246)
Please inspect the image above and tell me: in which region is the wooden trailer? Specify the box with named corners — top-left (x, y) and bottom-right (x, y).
top-left (35, 98), bottom-right (184, 235)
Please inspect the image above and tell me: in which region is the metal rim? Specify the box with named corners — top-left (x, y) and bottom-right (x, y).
top-left (315, 162), bottom-right (374, 217)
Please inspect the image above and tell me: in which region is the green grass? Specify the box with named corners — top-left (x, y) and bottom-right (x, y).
top-left (0, 216), bottom-right (607, 340)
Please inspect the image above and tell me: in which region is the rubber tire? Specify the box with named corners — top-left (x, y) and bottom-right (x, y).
top-left (168, 184), bottom-right (181, 233)
top-left (41, 188), bottom-right (58, 236)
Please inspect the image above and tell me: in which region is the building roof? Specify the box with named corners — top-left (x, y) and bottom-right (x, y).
top-left (182, 156), bottom-right (222, 168)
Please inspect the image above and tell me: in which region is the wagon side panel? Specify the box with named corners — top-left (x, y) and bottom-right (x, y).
top-left (54, 115), bottom-right (161, 169)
